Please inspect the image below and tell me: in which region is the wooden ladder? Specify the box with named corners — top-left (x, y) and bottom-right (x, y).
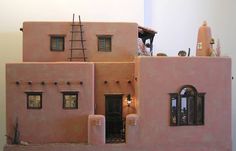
top-left (69, 14), bottom-right (87, 61)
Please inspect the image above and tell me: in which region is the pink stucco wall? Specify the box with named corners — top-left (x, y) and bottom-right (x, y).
top-left (5, 57), bottom-right (232, 151)
top-left (94, 62), bottom-right (136, 117)
top-left (6, 62), bottom-right (94, 143)
top-left (23, 22), bottom-right (138, 62)
top-left (134, 57), bottom-right (232, 150)
top-left (88, 115), bottom-right (105, 145)
top-left (126, 114), bottom-right (139, 145)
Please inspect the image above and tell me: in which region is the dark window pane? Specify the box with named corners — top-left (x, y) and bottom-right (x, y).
top-left (188, 96), bottom-right (195, 125)
top-left (105, 38), bottom-right (111, 50)
top-left (64, 94), bottom-right (77, 108)
top-left (99, 39), bottom-right (106, 50)
top-left (63, 92), bottom-right (78, 109)
top-left (26, 92), bottom-right (42, 109)
top-left (196, 95), bottom-right (204, 124)
top-left (50, 36), bottom-right (65, 51)
top-left (171, 97), bottom-right (177, 125)
top-left (180, 88), bottom-right (187, 95)
top-left (98, 36), bottom-right (112, 52)
top-left (180, 97), bottom-right (187, 125)
top-left (180, 87), bottom-right (195, 96)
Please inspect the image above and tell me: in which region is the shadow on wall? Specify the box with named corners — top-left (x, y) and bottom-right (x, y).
top-left (0, 32), bottom-right (22, 151)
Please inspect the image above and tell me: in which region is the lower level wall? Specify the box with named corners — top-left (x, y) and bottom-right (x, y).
top-left (6, 62), bottom-right (95, 143)
top-left (135, 57), bottom-right (232, 150)
top-left (4, 143), bottom-right (232, 151)
top-left (94, 62), bottom-right (136, 117)
top-left (5, 57), bottom-right (232, 151)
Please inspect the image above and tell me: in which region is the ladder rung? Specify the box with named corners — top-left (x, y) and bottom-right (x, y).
top-left (70, 48), bottom-right (87, 50)
top-left (71, 24), bottom-right (83, 26)
top-left (68, 57), bottom-right (88, 60)
top-left (70, 31), bottom-right (84, 33)
top-left (69, 40), bottom-right (86, 41)
top-left (69, 57), bottom-right (88, 59)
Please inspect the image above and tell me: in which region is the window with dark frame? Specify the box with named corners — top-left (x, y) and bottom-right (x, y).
top-left (169, 85), bottom-right (205, 126)
top-left (50, 35), bottom-right (65, 51)
top-left (62, 92), bottom-right (78, 109)
top-left (97, 35), bottom-right (112, 52)
top-left (26, 92), bottom-right (42, 109)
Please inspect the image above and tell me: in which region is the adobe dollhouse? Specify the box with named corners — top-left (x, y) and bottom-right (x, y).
top-left (4, 16), bottom-right (232, 151)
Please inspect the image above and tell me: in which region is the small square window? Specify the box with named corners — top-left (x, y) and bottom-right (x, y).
top-left (50, 36), bottom-right (65, 51)
top-left (97, 35), bottom-right (112, 52)
top-left (63, 92), bottom-right (78, 109)
top-left (26, 92), bottom-right (42, 109)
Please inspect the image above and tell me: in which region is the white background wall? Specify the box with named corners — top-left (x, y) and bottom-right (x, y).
top-left (0, 0), bottom-right (144, 150)
top-left (144, 0), bottom-right (236, 150)
top-left (0, 0), bottom-right (235, 150)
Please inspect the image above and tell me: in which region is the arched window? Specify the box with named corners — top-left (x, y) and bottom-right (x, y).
top-left (169, 85), bottom-right (205, 126)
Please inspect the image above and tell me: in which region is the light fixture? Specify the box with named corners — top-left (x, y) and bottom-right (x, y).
top-left (127, 94), bottom-right (132, 107)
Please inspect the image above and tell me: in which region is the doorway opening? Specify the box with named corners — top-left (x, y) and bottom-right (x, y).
top-left (105, 94), bottom-right (125, 143)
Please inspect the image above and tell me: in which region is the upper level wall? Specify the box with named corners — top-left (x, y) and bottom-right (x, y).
top-left (22, 22), bottom-right (138, 62)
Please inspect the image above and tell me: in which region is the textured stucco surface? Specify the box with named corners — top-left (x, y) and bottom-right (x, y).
top-left (134, 57), bottom-right (232, 150)
top-left (4, 57), bottom-right (232, 151)
top-left (23, 22), bottom-right (138, 62)
top-left (94, 62), bottom-right (136, 117)
top-left (6, 62), bottom-right (94, 143)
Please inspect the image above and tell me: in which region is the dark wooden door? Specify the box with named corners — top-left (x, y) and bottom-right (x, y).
top-left (105, 95), bottom-right (123, 138)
